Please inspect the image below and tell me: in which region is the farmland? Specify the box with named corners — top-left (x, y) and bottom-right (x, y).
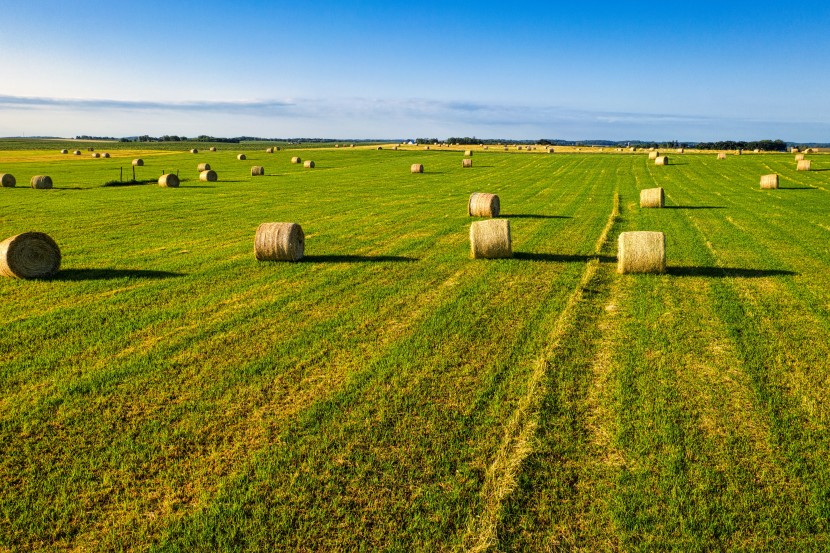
top-left (1, 143), bottom-right (829, 551)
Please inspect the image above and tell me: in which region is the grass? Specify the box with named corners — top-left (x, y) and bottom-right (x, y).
top-left (0, 144), bottom-right (828, 551)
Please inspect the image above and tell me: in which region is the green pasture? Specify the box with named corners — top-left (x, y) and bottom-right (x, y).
top-left (1, 144), bottom-right (829, 551)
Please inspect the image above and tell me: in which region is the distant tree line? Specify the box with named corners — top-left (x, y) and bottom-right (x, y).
top-left (76, 135), bottom-right (118, 140)
top-left (692, 139), bottom-right (787, 152)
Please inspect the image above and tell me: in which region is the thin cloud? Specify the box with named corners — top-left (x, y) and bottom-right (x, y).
top-left (0, 94), bottom-right (294, 113)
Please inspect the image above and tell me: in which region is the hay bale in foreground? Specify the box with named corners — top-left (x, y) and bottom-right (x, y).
top-left (0, 232), bottom-right (61, 279)
top-left (469, 219), bottom-right (512, 259)
top-left (159, 174), bottom-right (179, 187)
top-left (411, 163), bottom-right (424, 173)
top-left (648, 151), bottom-right (659, 159)
top-left (255, 222), bottom-right (304, 261)
top-left (132, 158), bottom-right (144, 166)
top-left (464, 150), bottom-right (472, 156)
top-left (617, 231), bottom-right (666, 274)
top-left (655, 156), bottom-right (668, 166)
top-left (462, 158), bottom-right (473, 168)
top-left (640, 187), bottom-right (664, 208)
top-left (760, 174), bottom-right (779, 189)
top-left (73, 150), bottom-right (81, 155)
top-left (717, 153), bottom-right (727, 159)
top-left (795, 153), bottom-right (805, 161)
top-left (251, 166), bottom-right (265, 176)
top-left (60, 149), bottom-right (68, 154)
top-left (303, 160), bottom-right (315, 168)
top-left (237, 154), bottom-right (247, 160)
top-left (797, 160), bottom-right (811, 171)
top-left (468, 192), bottom-right (500, 217)
top-left (199, 170), bottom-right (217, 182)
top-left (1, 174), bottom-right (16, 188)
top-left (291, 156), bottom-right (301, 164)
top-left (30, 176), bottom-right (53, 189)
top-left (197, 163), bottom-right (211, 171)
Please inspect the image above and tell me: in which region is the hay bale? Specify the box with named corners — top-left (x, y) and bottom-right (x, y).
top-left (209, 147), bottom-right (217, 152)
top-left (469, 219), bottom-right (512, 259)
top-left (237, 154), bottom-right (247, 160)
top-left (190, 149), bottom-right (198, 154)
top-left (640, 187), bottom-right (664, 208)
top-left (736, 149), bottom-right (742, 155)
top-left (548, 147), bottom-right (555, 153)
top-left (797, 159), bottom-right (811, 171)
top-left (1, 173), bottom-right (16, 188)
top-left (266, 147), bottom-right (274, 153)
top-left (335, 144), bottom-right (340, 148)
top-left (791, 147), bottom-right (799, 153)
top-left (92, 152), bottom-right (101, 158)
top-left (30, 176), bottom-right (53, 189)
top-left (617, 231), bottom-right (665, 274)
top-left (88, 147), bottom-right (94, 152)
top-left (462, 158), bottom-right (473, 168)
top-left (377, 146), bottom-right (383, 150)
top-left (795, 153), bottom-right (805, 161)
top-left (677, 148), bottom-right (685, 153)
top-left (0, 232), bottom-right (61, 279)
top-left (648, 151), bottom-right (659, 159)
top-left (251, 166), bottom-right (265, 176)
top-left (350, 144), bottom-right (354, 148)
top-left (132, 158), bottom-right (144, 166)
top-left (197, 162), bottom-right (211, 171)
top-left (717, 153), bottom-right (727, 159)
top-left (303, 160), bottom-right (315, 168)
top-left (102, 152), bottom-right (110, 158)
top-left (159, 174), bottom-right (179, 187)
top-left (73, 150), bottom-right (81, 155)
top-left (468, 192), bottom-right (500, 217)
top-left (275, 146), bottom-right (281, 151)
top-left (410, 163), bottom-right (424, 173)
top-left (291, 156), bottom-right (301, 164)
top-left (60, 149), bottom-right (68, 154)
top-left (483, 145), bottom-right (489, 150)
top-left (753, 149), bottom-right (760, 153)
top-left (464, 150), bottom-right (472, 156)
top-left (255, 222), bottom-right (304, 261)
top-left (655, 156), bottom-right (668, 166)
top-left (424, 146), bottom-right (430, 150)
top-left (199, 170), bottom-right (217, 182)
top-left (760, 174), bottom-right (779, 189)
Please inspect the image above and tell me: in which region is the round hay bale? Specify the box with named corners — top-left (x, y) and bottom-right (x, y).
top-left (291, 156), bottom-right (301, 164)
top-left (548, 147), bottom-right (555, 153)
top-left (30, 176), bottom-right (53, 189)
top-left (303, 160), bottom-right (315, 168)
top-left (335, 144), bottom-right (340, 148)
top-left (410, 163), bottom-right (424, 173)
top-left (275, 146), bottom-right (281, 151)
top-left (791, 147), bottom-right (799, 153)
top-left (617, 231), bottom-right (666, 274)
top-left (60, 149), bottom-right (68, 154)
top-left (199, 170), bottom-right (217, 182)
top-left (102, 152), bottom-right (110, 158)
top-left (753, 149), bottom-right (760, 153)
top-left (251, 166), bottom-right (265, 176)
top-left (516, 145), bottom-right (522, 150)
top-left (503, 146), bottom-right (508, 151)
top-left (159, 174), bottom-right (179, 187)
top-left (483, 145), bottom-right (489, 150)
top-left (464, 150), bottom-right (473, 157)
top-left (797, 159), bottom-right (811, 171)
top-left (424, 146), bottom-right (430, 150)
top-left (677, 148), bottom-right (685, 153)
top-left (237, 154), bottom-right (247, 160)
top-left (717, 153), bottom-right (727, 159)
top-left (209, 147), bottom-right (217, 152)
top-left (92, 152), bottom-right (101, 158)
top-left (760, 174), bottom-right (779, 189)
top-left (255, 222), bottom-right (304, 261)
top-left (73, 150), bottom-right (81, 155)
top-left (266, 147), bottom-right (274, 153)
top-left (640, 187), bottom-right (664, 208)
top-left (377, 146), bottom-right (383, 150)
top-left (1, 173), bottom-right (16, 188)
top-left (470, 219), bottom-right (512, 259)
top-left (648, 151), bottom-right (659, 159)
top-left (468, 192), bottom-right (500, 217)
top-left (88, 147), bottom-right (94, 152)
top-left (795, 153), bottom-right (805, 161)
top-left (0, 232), bottom-right (61, 279)
top-left (392, 146), bottom-right (398, 150)
top-left (350, 144), bottom-right (354, 148)
top-left (736, 149), bottom-right (742, 155)
top-left (197, 162), bottom-right (211, 171)
top-left (190, 149), bottom-right (198, 154)
top-left (655, 156), bottom-right (668, 166)
top-left (132, 158), bottom-right (144, 166)
top-left (462, 158), bottom-right (473, 168)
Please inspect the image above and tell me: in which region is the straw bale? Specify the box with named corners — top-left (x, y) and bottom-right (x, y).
top-left (92, 153), bottom-right (101, 158)
top-left (197, 163), bottom-right (211, 171)
top-left (411, 163), bottom-right (424, 173)
top-left (60, 149), bottom-right (68, 154)
top-left (617, 231), bottom-right (666, 274)
top-left (797, 160), bottom-right (811, 171)
top-left (303, 160), bottom-right (315, 168)
top-left (717, 153), bottom-right (727, 159)
top-left (251, 166), bottom-right (265, 176)
top-left (102, 153), bottom-right (110, 158)
top-left (73, 150), bottom-right (81, 155)
top-left (1, 174), bottom-right (16, 188)
top-left (464, 150), bottom-right (472, 156)
top-left (655, 156), bottom-right (668, 166)
top-left (640, 187), bottom-right (664, 208)
top-left (0, 232), bottom-right (61, 279)
top-left (158, 174), bottom-right (179, 187)
top-left (237, 154), bottom-right (247, 160)
top-left (132, 159), bottom-right (144, 166)
top-left (462, 158), bottom-right (473, 168)
top-left (648, 151), bottom-right (659, 159)
top-left (291, 156), bottom-right (301, 164)
top-left (255, 222), bottom-right (304, 261)
top-left (209, 147), bottom-right (217, 151)
top-left (30, 176), bottom-right (52, 189)
top-left (199, 170), bottom-right (217, 182)
top-left (190, 149), bottom-right (198, 154)
top-left (795, 154), bottom-right (805, 161)
top-left (469, 219), bottom-right (512, 259)
top-left (760, 174), bottom-right (779, 189)
top-left (468, 192), bottom-right (500, 217)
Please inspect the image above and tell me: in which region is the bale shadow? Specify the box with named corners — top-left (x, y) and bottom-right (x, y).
top-left (502, 213), bottom-right (572, 219)
top-left (51, 269), bottom-right (185, 281)
top-left (668, 266), bottom-right (797, 278)
top-left (302, 254), bottom-right (417, 263)
top-left (811, 168), bottom-right (830, 172)
top-left (52, 187), bottom-right (85, 190)
top-left (663, 205), bottom-right (726, 210)
top-left (778, 187), bottom-right (817, 190)
top-left (513, 252), bottom-right (616, 263)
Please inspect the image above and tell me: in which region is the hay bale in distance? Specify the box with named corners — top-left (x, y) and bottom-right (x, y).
top-left (648, 151), bottom-right (659, 160)
top-left (464, 150), bottom-right (472, 156)
top-left (1, 173), bottom-right (16, 188)
top-left (199, 170), bottom-right (217, 182)
top-left (132, 158), bottom-right (144, 166)
top-left (548, 147), bottom-right (555, 153)
top-left (30, 176), bottom-right (53, 189)
top-left (795, 153), bottom-right (805, 161)
top-left (303, 160), bottom-right (315, 168)
top-left (159, 174), bottom-right (179, 187)
top-left (92, 152), bottom-right (101, 158)
top-left (291, 156), bottom-right (301, 164)
top-left (760, 174), bottom-right (779, 189)
top-left (102, 152), bottom-right (110, 158)
top-left (377, 146), bottom-right (383, 150)
top-left (411, 163), bottom-right (424, 173)
top-left (677, 148), bottom-right (685, 153)
top-left (251, 166), bottom-right (265, 176)
top-left (640, 187), bottom-right (664, 208)
top-left (209, 147), bottom-right (217, 152)
top-left (655, 156), bottom-right (668, 166)
top-left (237, 154), bottom-right (247, 160)
top-left (717, 153), bottom-right (727, 159)
top-left (73, 150), bottom-right (81, 155)
top-left (0, 232), bottom-right (61, 279)
top-left (60, 149), bottom-right (68, 154)
top-left (791, 147), bottom-right (799, 153)
top-left (797, 160), bottom-right (811, 171)
top-left (468, 192), bottom-right (500, 217)
top-left (469, 219), bottom-right (512, 259)
top-left (462, 158), bottom-right (473, 168)
top-left (266, 147), bottom-right (274, 153)
top-left (617, 231), bottom-right (666, 274)
top-left (197, 162), bottom-right (211, 171)
top-left (255, 222), bottom-right (304, 261)
top-left (190, 149), bottom-right (198, 154)
top-left (753, 149), bottom-right (760, 153)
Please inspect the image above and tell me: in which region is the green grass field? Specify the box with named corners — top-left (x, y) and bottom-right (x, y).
top-left (1, 144), bottom-right (829, 551)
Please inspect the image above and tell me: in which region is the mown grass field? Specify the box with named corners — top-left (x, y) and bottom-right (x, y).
top-left (1, 143), bottom-right (829, 551)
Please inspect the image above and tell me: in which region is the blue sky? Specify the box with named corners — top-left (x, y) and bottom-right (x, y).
top-left (1, 1), bottom-right (828, 141)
